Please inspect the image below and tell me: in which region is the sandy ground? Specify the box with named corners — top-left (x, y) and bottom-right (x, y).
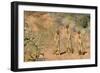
top-left (40, 47), bottom-right (90, 61)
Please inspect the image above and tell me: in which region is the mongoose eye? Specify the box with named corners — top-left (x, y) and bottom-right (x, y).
top-left (66, 25), bottom-right (69, 29)
top-left (56, 30), bottom-right (60, 35)
top-left (78, 31), bottom-right (81, 34)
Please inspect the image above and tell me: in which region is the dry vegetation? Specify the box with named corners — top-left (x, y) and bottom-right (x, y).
top-left (24, 11), bottom-right (90, 62)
